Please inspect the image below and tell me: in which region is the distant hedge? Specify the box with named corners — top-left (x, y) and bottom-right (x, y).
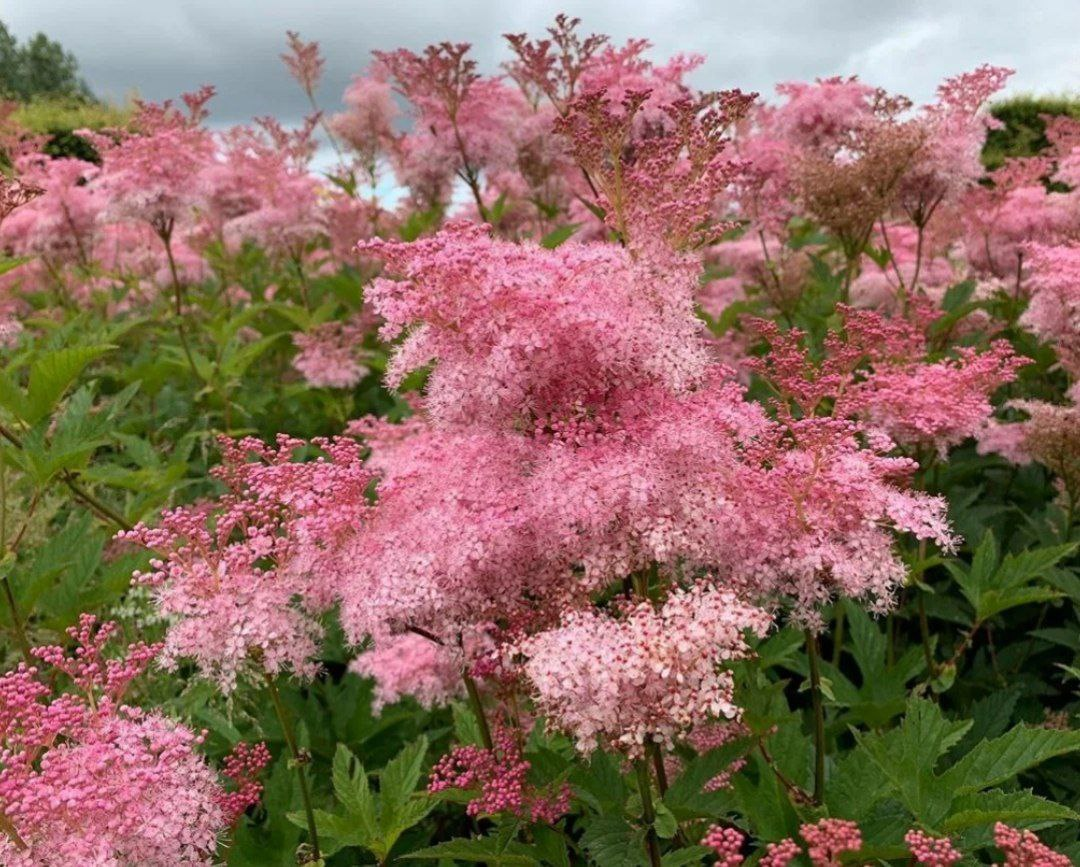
top-left (6, 95), bottom-right (130, 163)
top-left (983, 94), bottom-right (1080, 170)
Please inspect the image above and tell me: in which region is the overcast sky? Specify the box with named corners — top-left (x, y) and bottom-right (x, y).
top-left (5, 1), bottom-right (1079, 129)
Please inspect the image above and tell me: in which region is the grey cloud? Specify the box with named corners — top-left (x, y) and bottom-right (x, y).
top-left (4, 0), bottom-right (1079, 130)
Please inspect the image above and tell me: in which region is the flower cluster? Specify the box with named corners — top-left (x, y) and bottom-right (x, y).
top-left (121, 435), bottom-right (373, 690)
top-left (519, 584), bottom-right (771, 755)
top-left (428, 728), bottom-right (570, 823)
top-left (0, 615), bottom-right (252, 866)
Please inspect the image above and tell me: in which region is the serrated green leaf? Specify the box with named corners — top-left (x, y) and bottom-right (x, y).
top-left (330, 744), bottom-right (376, 836)
top-left (540, 224), bottom-right (580, 249)
top-left (403, 835), bottom-right (539, 864)
top-left (24, 344), bottom-right (113, 424)
top-left (939, 726), bottom-right (1080, 794)
top-left (580, 816), bottom-right (648, 867)
top-left (941, 789), bottom-right (1077, 833)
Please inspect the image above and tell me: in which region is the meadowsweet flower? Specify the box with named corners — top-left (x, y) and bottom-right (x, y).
top-left (993, 822), bottom-right (1071, 867)
top-left (121, 436), bottom-right (373, 690)
top-left (87, 88), bottom-right (217, 238)
top-left (905, 829), bottom-right (962, 867)
top-left (292, 319), bottom-right (369, 389)
top-left (216, 742), bottom-right (271, 826)
top-left (701, 824), bottom-right (744, 866)
top-left (980, 400), bottom-right (1080, 506)
top-left (759, 837), bottom-right (802, 867)
top-left (0, 617), bottom-right (231, 866)
top-left (518, 584), bottom-right (771, 756)
top-left (800, 818), bottom-right (862, 866)
top-left (555, 88), bottom-right (753, 250)
top-left (281, 31), bottom-right (325, 96)
top-left (363, 222), bottom-right (710, 427)
top-left (350, 632), bottom-right (463, 712)
top-left (1022, 243), bottom-right (1080, 380)
top-left (428, 728), bottom-right (570, 822)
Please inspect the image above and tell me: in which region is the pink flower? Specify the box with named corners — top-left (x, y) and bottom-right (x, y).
top-left (292, 319), bottom-right (369, 389)
top-left (518, 584), bottom-right (771, 756)
top-left (0, 617), bottom-right (231, 866)
top-left (121, 436), bottom-right (374, 691)
top-left (993, 822), bottom-right (1071, 867)
top-left (800, 818), bottom-right (862, 866)
top-left (429, 728), bottom-right (570, 823)
top-left (905, 829), bottom-right (962, 867)
top-left (350, 632), bottom-right (463, 712)
top-left (701, 824), bottom-right (744, 866)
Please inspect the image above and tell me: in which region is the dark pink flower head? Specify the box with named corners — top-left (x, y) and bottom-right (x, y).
top-left (701, 824), bottom-right (745, 866)
top-left (800, 818), bottom-right (862, 866)
top-left (555, 88), bottom-right (753, 250)
top-left (281, 30), bottom-right (325, 95)
top-left (0, 619), bottom-right (230, 865)
top-left (429, 727), bottom-right (570, 823)
top-left (993, 822), bottom-right (1071, 867)
top-left (905, 829), bottom-right (962, 867)
top-left (503, 14), bottom-right (609, 112)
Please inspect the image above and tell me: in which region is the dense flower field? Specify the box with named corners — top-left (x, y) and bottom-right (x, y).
top-left (0, 14), bottom-right (1079, 865)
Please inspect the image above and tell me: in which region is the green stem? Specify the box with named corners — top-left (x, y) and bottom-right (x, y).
top-left (831, 606), bottom-right (845, 666)
top-left (0, 574), bottom-right (31, 665)
top-left (805, 629), bottom-right (826, 804)
top-left (462, 669), bottom-right (494, 751)
top-left (264, 674), bottom-right (321, 862)
top-left (160, 230), bottom-right (204, 385)
top-left (0, 423), bottom-right (132, 531)
top-left (918, 593), bottom-right (935, 678)
top-left (635, 759), bottom-right (663, 867)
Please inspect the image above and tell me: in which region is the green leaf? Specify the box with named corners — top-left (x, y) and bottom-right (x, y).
top-left (573, 750), bottom-right (627, 815)
top-left (0, 255), bottom-right (32, 277)
top-left (939, 726), bottom-right (1080, 794)
top-left (379, 736), bottom-right (427, 810)
top-left (24, 344), bottom-right (113, 424)
top-left (532, 825), bottom-right (571, 867)
top-left (540, 224), bottom-right (580, 249)
top-left (404, 835), bottom-right (539, 864)
top-left (663, 738), bottom-right (753, 819)
top-left (652, 801), bottom-right (678, 839)
top-left (854, 698), bottom-right (971, 822)
top-left (661, 847), bottom-right (712, 866)
top-left (330, 744), bottom-right (376, 837)
top-left (580, 816), bottom-right (648, 867)
top-left (941, 789), bottom-right (1077, 833)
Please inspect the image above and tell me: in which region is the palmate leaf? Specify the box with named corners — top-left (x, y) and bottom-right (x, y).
top-left (945, 531), bottom-right (1075, 624)
top-left (819, 602), bottom-right (926, 727)
top-left (854, 699), bottom-right (971, 825)
top-left (289, 739), bottom-right (431, 862)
